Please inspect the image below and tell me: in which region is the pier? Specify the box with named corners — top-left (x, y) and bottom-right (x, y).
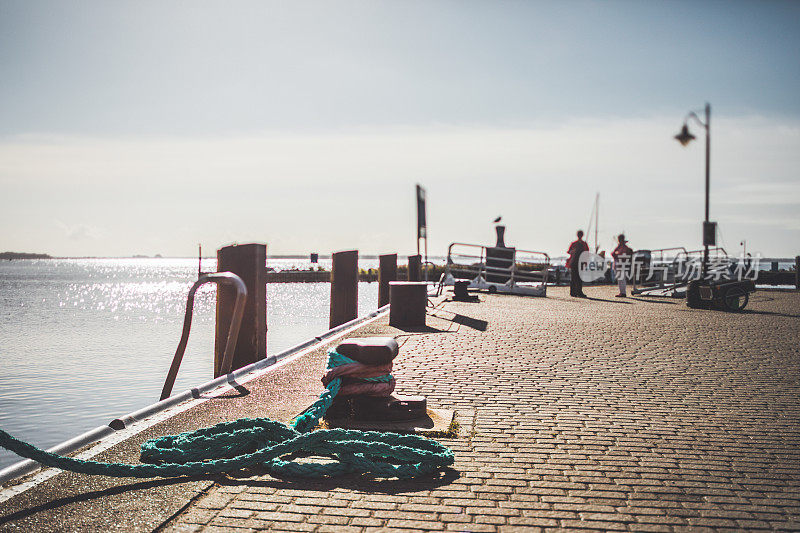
top-left (1, 286), bottom-right (799, 531)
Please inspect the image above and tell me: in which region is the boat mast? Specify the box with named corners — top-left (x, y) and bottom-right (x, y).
top-left (595, 193), bottom-right (599, 253)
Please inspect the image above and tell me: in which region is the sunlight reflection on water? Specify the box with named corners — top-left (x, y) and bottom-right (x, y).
top-left (0, 258), bottom-right (378, 470)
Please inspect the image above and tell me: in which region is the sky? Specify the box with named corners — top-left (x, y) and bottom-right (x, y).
top-left (1, 0), bottom-right (798, 259)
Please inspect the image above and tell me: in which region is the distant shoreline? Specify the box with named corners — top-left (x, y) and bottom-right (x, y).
top-left (0, 252), bottom-right (52, 260)
top-left (0, 253), bottom-right (446, 261)
top-left (1, 251), bottom-right (796, 263)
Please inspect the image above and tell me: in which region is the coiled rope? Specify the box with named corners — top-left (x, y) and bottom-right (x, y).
top-left (0, 350), bottom-right (454, 479)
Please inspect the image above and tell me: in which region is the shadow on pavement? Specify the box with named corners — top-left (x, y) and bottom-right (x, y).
top-left (585, 296), bottom-right (633, 304)
top-left (450, 314), bottom-right (488, 331)
top-left (429, 312), bottom-right (488, 331)
top-left (446, 295), bottom-right (481, 303)
top-left (741, 309), bottom-right (800, 319)
top-left (222, 467), bottom-right (460, 495)
top-left (194, 383), bottom-right (250, 400)
top-left (1, 464), bottom-right (461, 526)
top-left (628, 296), bottom-right (680, 305)
top-left (431, 310), bottom-right (489, 331)
top-left (393, 325), bottom-right (451, 334)
top-left (0, 476), bottom-right (208, 526)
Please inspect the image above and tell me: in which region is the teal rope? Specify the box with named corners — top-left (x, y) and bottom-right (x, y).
top-left (291, 350), bottom-right (393, 432)
top-left (0, 350), bottom-right (454, 479)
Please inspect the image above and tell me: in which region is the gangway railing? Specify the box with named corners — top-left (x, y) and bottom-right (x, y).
top-left (443, 242), bottom-right (550, 296)
top-left (160, 272), bottom-right (247, 400)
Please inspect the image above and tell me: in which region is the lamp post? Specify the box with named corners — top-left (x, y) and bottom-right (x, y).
top-left (675, 103), bottom-right (712, 278)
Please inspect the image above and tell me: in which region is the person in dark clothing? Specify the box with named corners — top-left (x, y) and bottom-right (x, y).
top-left (567, 230), bottom-right (589, 297)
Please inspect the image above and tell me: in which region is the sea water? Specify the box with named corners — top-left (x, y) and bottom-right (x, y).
top-left (0, 257), bottom-right (378, 471)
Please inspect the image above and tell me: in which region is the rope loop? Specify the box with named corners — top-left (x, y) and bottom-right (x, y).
top-left (0, 349), bottom-right (454, 479)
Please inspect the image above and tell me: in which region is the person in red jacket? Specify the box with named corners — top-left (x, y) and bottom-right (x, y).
top-left (567, 230), bottom-right (589, 297)
top-left (611, 234), bottom-right (634, 297)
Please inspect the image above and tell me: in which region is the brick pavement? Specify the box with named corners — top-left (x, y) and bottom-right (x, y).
top-left (162, 286), bottom-right (800, 532)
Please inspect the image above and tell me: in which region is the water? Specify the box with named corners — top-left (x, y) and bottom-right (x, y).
top-left (0, 257), bottom-right (378, 471)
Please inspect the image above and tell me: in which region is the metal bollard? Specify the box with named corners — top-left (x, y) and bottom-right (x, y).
top-left (389, 281), bottom-right (427, 327)
top-left (378, 253), bottom-right (397, 308)
top-left (215, 243), bottom-right (267, 377)
top-left (453, 280), bottom-right (470, 300)
top-left (407, 254), bottom-right (422, 281)
top-left (326, 337), bottom-right (427, 422)
top-left (330, 250), bottom-right (358, 328)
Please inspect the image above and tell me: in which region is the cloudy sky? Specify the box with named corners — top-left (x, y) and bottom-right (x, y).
top-left (1, 1), bottom-right (798, 258)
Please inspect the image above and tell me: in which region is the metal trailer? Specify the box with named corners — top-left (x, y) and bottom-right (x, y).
top-left (442, 242), bottom-right (550, 297)
top-left (630, 246), bottom-right (732, 297)
top-left (687, 278), bottom-right (755, 312)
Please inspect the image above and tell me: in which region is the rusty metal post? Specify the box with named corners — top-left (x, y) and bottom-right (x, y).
top-left (330, 250), bottom-right (358, 328)
top-left (215, 243), bottom-right (267, 377)
top-left (378, 253), bottom-right (397, 308)
top-left (407, 254), bottom-right (422, 282)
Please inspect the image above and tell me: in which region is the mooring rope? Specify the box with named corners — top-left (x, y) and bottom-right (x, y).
top-left (0, 350), bottom-right (453, 479)
top-left (321, 349), bottom-right (396, 398)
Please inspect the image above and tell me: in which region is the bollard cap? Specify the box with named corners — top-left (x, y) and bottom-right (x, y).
top-left (336, 337), bottom-right (399, 365)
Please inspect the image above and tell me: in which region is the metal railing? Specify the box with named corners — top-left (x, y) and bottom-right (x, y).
top-left (630, 247), bottom-right (689, 287)
top-left (445, 242), bottom-right (550, 295)
top-left (160, 272), bottom-right (247, 400)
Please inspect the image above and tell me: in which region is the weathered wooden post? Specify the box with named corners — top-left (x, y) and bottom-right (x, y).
top-left (215, 243), bottom-right (267, 377)
top-left (795, 256), bottom-right (799, 290)
top-left (407, 254), bottom-right (422, 282)
top-left (330, 250), bottom-right (358, 328)
top-left (378, 253), bottom-right (397, 308)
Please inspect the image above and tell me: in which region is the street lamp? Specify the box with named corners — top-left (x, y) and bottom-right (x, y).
top-left (674, 103), bottom-right (713, 278)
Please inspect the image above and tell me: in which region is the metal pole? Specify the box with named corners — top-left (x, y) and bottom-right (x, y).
top-left (702, 103), bottom-right (711, 278)
top-left (424, 236), bottom-right (429, 283)
top-left (595, 193), bottom-right (599, 253)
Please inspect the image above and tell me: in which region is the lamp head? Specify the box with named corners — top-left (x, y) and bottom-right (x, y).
top-left (674, 124), bottom-right (696, 146)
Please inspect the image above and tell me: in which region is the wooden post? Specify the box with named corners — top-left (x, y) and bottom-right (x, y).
top-left (795, 256), bottom-right (799, 291)
top-left (215, 243), bottom-right (267, 377)
top-left (378, 253), bottom-right (397, 308)
top-left (408, 254), bottom-right (422, 282)
top-left (330, 250), bottom-right (358, 328)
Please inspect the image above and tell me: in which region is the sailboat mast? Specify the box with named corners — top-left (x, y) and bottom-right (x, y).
top-left (594, 193), bottom-right (599, 253)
